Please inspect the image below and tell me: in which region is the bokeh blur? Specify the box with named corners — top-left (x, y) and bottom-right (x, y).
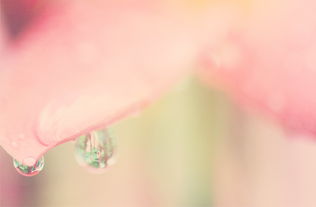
top-left (1, 79), bottom-right (316, 207)
top-left (2, 0), bottom-right (316, 206)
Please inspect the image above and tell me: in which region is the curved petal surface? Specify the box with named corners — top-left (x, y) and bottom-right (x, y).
top-left (200, 0), bottom-right (316, 136)
top-left (0, 0), bottom-right (202, 162)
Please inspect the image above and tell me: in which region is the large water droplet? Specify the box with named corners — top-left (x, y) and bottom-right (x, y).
top-left (13, 156), bottom-right (45, 177)
top-left (75, 129), bottom-right (116, 173)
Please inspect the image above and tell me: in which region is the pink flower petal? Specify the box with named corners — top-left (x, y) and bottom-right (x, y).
top-left (0, 0), bottom-right (200, 162)
top-left (0, 0), bottom-right (45, 40)
top-left (200, 0), bottom-right (316, 136)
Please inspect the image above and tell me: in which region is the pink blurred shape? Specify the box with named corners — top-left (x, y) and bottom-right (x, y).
top-left (0, 0), bottom-right (202, 162)
top-left (3, 0), bottom-right (315, 164)
top-left (200, 0), bottom-right (316, 137)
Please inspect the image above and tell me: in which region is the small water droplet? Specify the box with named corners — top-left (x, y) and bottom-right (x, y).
top-left (13, 157), bottom-right (45, 177)
top-left (75, 129), bottom-right (116, 173)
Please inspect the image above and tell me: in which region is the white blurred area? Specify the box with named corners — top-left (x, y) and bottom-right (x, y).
top-left (2, 79), bottom-right (316, 207)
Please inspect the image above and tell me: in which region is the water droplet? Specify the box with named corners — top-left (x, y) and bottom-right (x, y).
top-left (13, 157), bottom-right (45, 177)
top-left (75, 129), bottom-right (116, 173)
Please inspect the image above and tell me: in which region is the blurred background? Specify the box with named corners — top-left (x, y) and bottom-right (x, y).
top-left (1, 78), bottom-right (316, 207)
top-left (2, 0), bottom-right (316, 206)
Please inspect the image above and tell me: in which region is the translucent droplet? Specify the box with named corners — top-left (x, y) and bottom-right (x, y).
top-left (75, 129), bottom-right (116, 173)
top-left (13, 156), bottom-right (45, 177)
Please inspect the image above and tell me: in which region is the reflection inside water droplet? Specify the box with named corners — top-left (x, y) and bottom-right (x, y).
top-left (13, 156), bottom-right (45, 177)
top-left (75, 129), bottom-right (116, 173)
